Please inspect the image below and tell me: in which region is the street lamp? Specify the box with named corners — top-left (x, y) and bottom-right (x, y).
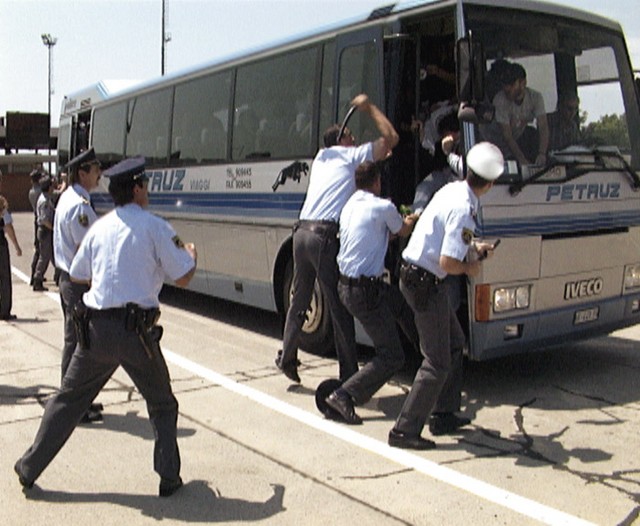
top-left (41, 33), bottom-right (57, 174)
top-left (161, 0), bottom-right (171, 75)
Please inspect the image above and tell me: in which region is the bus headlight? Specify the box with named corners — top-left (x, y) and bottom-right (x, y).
top-left (493, 285), bottom-right (531, 313)
top-left (624, 264), bottom-right (640, 290)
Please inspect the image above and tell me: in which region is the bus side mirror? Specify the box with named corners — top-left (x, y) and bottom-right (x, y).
top-left (456, 37), bottom-right (493, 123)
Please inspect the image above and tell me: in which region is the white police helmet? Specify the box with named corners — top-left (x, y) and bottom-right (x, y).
top-left (466, 142), bottom-right (504, 181)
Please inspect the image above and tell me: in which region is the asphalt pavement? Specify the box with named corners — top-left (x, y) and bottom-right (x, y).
top-left (2, 211), bottom-right (640, 526)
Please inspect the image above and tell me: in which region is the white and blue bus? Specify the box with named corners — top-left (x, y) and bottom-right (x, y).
top-left (59, 0), bottom-right (640, 360)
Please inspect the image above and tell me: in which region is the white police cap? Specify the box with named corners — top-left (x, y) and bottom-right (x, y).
top-left (466, 142), bottom-right (504, 181)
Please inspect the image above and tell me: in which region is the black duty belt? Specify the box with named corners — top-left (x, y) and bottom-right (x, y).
top-left (295, 220), bottom-right (338, 236)
top-left (89, 307), bottom-right (128, 319)
top-left (339, 274), bottom-right (384, 287)
top-left (89, 305), bottom-right (156, 318)
top-left (400, 260), bottom-right (441, 285)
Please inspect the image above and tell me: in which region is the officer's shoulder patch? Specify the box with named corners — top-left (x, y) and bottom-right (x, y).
top-left (461, 228), bottom-right (474, 245)
top-left (78, 214), bottom-right (89, 227)
top-left (172, 235), bottom-right (185, 249)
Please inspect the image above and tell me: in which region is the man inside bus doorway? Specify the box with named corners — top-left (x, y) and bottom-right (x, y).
top-left (389, 142), bottom-right (503, 450)
top-left (276, 93), bottom-right (399, 384)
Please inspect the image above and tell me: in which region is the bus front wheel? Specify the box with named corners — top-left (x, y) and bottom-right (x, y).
top-left (282, 260), bottom-right (334, 356)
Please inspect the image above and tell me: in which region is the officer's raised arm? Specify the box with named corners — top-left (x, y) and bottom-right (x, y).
top-left (351, 94), bottom-right (399, 161)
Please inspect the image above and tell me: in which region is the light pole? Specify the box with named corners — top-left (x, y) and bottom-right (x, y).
top-left (41, 33), bottom-right (57, 174)
top-left (161, 0), bottom-right (171, 75)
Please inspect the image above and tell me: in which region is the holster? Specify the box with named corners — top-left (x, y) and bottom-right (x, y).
top-left (399, 262), bottom-right (438, 312)
top-left (125, 303), bottom-right (162, 359)
top-left (72, 301), bottom-right (91, 350)
top-left (400, 263), bottom-right (437, 292)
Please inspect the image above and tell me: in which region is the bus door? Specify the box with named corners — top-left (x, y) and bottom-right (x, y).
top-left (334, 27), bottom-right (384, 147)
top-left (334, 26), bottom-right (416, 215)
top-left (60, 110), bottom-right (92, 170)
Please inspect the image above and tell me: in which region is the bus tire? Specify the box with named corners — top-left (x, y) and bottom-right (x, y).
top-left (282, 259), bottom-right (334, 356)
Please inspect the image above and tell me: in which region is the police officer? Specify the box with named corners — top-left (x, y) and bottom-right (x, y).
top-left (28, 169), bottom-right (43, 286)
top-left (388, 142), bottom-right (504, 450)
top-left (325, 161), bottom-right (418, 424)
top-left (0, 170), bottom-right (23, 321)
top-left (53, 147), bottom-right (103, 421)
top-left (32, 176), bottom-right (55, 291)
top-left (15, 157), bottom-right (197, 497)
top-left (276, 93), bottom-right (399, 383)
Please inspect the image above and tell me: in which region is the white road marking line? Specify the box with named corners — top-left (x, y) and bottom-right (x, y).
top-left (13, 265), bottom-right (594, 525)
top-left (11, 266), bottom-right (61, 303)
top-left (164, 349), bottom-right (595, 526)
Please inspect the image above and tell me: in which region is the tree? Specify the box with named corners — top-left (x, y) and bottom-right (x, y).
top-left (580, 113), bottom-right (630, 151)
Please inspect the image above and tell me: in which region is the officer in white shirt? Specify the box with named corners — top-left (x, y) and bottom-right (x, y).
top-left (388, 142), bottom-right (504, 450)
top-left (324, 161), bottom-right (418, 424)
top-left (276, 94), bottom-right (399, 384)
top-left (0, 174), bottom-right (23, 321)
top-left (54, 150), bottom-right (100, 375)
top-left (54, 148), bottom-right (103, 421)
top-left (32, 176), bottom-right (56, 291)
top-left (15, 157), bottom-right (197, 498)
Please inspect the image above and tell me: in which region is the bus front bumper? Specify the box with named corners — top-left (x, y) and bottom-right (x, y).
top-left (468, 293), bottom-right (640, 361)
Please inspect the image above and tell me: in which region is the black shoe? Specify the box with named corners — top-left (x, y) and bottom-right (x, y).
top-left (388, 429), bottom-right (436, 450)
top-left (159, 476), bottom-right (183, 497)
top-left (0, 313), bottom-right (17, 321)
top-left (429, 413), bottom-right (471, 436)
top-left (275, 350), bottom-right (301, 383)
top-left (14, 460), bottom-right (34, 490)
top-left (325, 391), bottom-right (362, 425)
top-left (80, 408), bottom-right (103, 424)
top-left (33, 283), bottom-right (48, 292)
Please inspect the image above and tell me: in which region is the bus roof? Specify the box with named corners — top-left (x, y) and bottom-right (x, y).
top-left (60, 80), bottom-right (140, 116)
top-left (83, 0), bottom-right (624, 106)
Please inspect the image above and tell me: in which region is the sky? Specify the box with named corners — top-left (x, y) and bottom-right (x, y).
top-left (1, 0), bottom-right (639, 127)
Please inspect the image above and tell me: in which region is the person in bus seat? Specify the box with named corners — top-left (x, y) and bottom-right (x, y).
top-left (275, 93), bottom-right (399, 385)
top-left (389, 142), bottom-right (503, 450)
top-left (200, 115), bottom-right (226, 161)
top-left (234, 108), bottom-right (260, 158)
top-left (547, 93), bottom-right (581, 151)
top-left (324, 161), bottom-right (419, 424)
top-left (493, 62), bottom-right (549, 166)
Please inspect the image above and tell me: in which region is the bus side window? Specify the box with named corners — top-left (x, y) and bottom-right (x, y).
top-left (233, 108), bottom-right (260, 159)
top-left (201, 116), bottom-right (226, 161)
top-left (233, 46), bottom-right (318, 160)
top-left (172, 70), bottom-right (231, 165)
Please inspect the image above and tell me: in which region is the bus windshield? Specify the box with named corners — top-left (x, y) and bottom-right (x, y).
top-left (465, 5), bottom-right (640, 179)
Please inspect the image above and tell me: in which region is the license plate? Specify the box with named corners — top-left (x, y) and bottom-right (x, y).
top-left (574, 307), bottom-right (599, 325)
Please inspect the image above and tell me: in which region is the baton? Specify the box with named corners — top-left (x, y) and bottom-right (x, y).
top-left (337, 105), bottom-right (358, 142)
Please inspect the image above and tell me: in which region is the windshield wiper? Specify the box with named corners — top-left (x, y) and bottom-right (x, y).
top-left (591, 148), bottom-right (640, 190)
top-left (508, 147), bottom-right (640, 196)
top-left (508, 161), bottom-right (564, 196)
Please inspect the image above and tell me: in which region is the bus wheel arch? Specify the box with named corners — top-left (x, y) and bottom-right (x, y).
top-left (276, 247), bottom-right (334, 357)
